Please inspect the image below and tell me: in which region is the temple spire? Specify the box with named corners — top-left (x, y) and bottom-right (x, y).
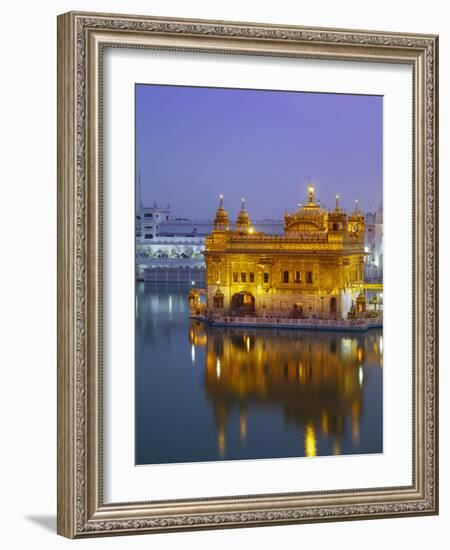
top-left (214, 194), bottom-right (229, 230)
top-left (236, 197), bottom-right (251, 233)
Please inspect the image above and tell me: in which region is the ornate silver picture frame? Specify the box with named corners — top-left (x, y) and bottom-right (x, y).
top-left (57, 11), bottom-right (438, 538)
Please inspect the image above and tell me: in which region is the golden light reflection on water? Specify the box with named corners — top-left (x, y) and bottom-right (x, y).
top-left (321, 411), bottom-right (329, 437)
top-left (333, 438), bottom-right (342, 455)
top-left (240, 410), bottom-right (248, 443)
top-left (305, 422), bottom-right (317, 457)
top-left (189, 321), bottom-right (382, 458)
top-left (218, 426), bottom-right (226, 457)
top-left (351, 400), bottom-right (361, 448)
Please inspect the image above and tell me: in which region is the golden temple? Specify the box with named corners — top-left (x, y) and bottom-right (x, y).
top-left (191, 187), bottom-right (369, 321)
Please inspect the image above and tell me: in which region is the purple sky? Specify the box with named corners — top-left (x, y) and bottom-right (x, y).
top-left (136, 84), bottom-right (382, 219)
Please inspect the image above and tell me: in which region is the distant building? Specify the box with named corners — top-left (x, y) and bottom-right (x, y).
top-left (137, 203), bottom-right (171, 242)
top-left (200, 188), bottom-right (368, 320)
top-left (364, 202), bottom-right (383, 282)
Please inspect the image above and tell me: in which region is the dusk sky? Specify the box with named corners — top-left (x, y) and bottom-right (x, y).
top-left (136, 84), bottom-right (382, 220)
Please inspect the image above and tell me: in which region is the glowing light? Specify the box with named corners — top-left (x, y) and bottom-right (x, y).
top-left (341, 337), bottom-right (352, 355)
top-left (216, 358), bottom-right (221, 378)
top-left (364, 246), bottom-right (370, 253)
top-left (379, 336), bottom-right (383, 354)
top-left (246, 336), bottom-right (251, 353)
top-left (191, 344), bottom-right (195, 363)
top-left (358, 365), bottom-right (364, 387)
top-left (248, 227), bottom-right (255, 234)
top-left (191, 281), bottom-right (195, 286)
top-left (304, 421), bottom-right (317, 457)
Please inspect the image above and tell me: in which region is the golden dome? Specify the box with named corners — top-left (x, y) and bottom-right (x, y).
top-left (214, 194), bottom-right (229, 230)
top-left (236, 198), bottom-right (251, 232)
top-left (284, 186), bottom-right (328, 233)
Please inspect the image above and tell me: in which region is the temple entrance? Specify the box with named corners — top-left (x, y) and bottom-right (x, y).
top-left (330, 297), bottom-right (337, 314)
top-left (292, 303), bottom-right (304, 318)
top-left (231, 291), bottom-right (255, 315)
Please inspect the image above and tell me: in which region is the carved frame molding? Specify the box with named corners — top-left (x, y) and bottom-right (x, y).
top-left (57, 11), bottom-right (438, 538)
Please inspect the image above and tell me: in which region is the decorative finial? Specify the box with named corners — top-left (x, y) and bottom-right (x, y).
top-left (308, 186), bottom-right (314, 204)
top-left (241, 197), bottom-right (246, 210)
top-left (214, 194), bottom-right (229, 230)
top-left (336, 194), bottom-right (340, 208)
top-left (355, 199), bottom-right (359, 212)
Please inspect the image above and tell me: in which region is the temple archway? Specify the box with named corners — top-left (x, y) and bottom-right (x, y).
top-left (330, 297), bottom-right (337, 314)
top-left (231, 291), bottom-right (255, 315)
top-left (292, 303), bottom-right (304, 318)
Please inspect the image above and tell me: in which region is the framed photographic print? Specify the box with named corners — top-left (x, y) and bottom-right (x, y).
top-left (57, 11), bottom-right (439, 538)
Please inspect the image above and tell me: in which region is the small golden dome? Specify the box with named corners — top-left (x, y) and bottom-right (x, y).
top-left (328, 194), bottom-right (347, 231)
top-left (334, 194), bottom-right (342, 212)
top-left (348, 199), bottom-right (365, 238)
top-left (236, 198), bottom-right (251, 232)
top-left (214, 194), bottom-right (229, 230)
top-left (349, 199), bottom-right (365, 222)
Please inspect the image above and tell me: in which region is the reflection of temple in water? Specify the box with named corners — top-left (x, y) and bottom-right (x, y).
top-left (189, 321), bottom-right (382, 458)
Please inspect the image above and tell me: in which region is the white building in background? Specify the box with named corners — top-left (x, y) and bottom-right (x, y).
top-left (136, 203), bottom-right (171, 242)
top-left (364, 202), bottom-right (383, 282)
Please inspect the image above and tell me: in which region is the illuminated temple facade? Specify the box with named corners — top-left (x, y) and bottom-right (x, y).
top-left (201, 187), bottom-right (366, 320)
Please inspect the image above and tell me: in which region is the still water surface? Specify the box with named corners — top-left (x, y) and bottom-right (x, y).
top-left (136, 283), bottom-right (383, 465)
